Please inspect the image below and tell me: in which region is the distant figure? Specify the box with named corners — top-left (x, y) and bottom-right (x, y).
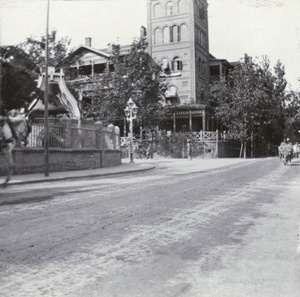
top-left (187, 139), bottom-right (192, 160)
top-left (146, 145), bottom-right (151, 159)
top-left (278, 138), bottom-right (293, 162)
top-left (293, 142), bottom-right (299, 158)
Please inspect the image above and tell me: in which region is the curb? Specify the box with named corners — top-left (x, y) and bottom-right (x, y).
top-left (4, 164), bottom-right (156, 187)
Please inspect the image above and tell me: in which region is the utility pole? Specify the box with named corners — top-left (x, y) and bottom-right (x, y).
top-left (44, 0), bottom-right (50, 176)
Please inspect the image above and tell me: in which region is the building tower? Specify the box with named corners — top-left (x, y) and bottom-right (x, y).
top-left (147, 0), bottom-right (213, 132)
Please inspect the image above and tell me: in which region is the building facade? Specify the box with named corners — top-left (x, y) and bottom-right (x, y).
top-left (147, 0), bottom-right (213, 132)
top-left (62, 0), bottom-right (234, 133)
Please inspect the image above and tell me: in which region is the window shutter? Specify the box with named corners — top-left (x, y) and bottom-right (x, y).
top-left (171, 61), bottom-right (175, 71)
top-left (178, 61), bottom-right (183, 70)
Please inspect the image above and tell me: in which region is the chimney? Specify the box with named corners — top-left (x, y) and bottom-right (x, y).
top-left (85, 37), bottom-right (92, 47)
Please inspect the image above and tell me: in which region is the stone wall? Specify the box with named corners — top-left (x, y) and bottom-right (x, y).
top-left (0, 148), bottom-right (121, 176)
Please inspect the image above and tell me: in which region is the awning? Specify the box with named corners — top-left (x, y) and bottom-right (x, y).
top-left (165, 86), bottom-right (178, 98)
top-left (162, 59), bottom-right (169, 70)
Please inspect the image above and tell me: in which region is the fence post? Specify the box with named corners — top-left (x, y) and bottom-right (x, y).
top-left (95, 121), bottom-right (104, 149)
top-left (115, 126), bottom-right (120, 150)
top-left (215, 130), bottom-right (219, 158)
top-left (108, 123), bottom-right (115, 150)
top-left (60, 117), bottom-right (72, 148)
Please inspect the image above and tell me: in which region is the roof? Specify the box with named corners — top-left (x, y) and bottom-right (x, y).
top-left (209, 53), bottom-right (236, 69)
top-left (70, 45), bottom-right (110, 58)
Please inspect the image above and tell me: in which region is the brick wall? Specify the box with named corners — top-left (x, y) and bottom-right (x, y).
top-left (0, 148), bottom-right (121, 176)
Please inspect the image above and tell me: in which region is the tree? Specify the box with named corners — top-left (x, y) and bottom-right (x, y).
top-left (283, 90), bottom-right (300, 141)
top-left (84, 36), bottom-right (168, 130)
top-left (210, 54), bottom-right (289, 157)
top-left (0, 46), bottom-right (39, 114)
top-left (18, 30), bottom-right (73, 72)
top-left (1, 31), bottom-right (74, 114)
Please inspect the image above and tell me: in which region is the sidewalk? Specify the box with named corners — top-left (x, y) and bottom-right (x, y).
top-left (1, 157), bottom-right (255, 186)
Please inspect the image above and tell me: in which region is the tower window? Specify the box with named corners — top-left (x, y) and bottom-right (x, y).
top-left (166, 2), bottom-right (174, 16)
top-left (172, 57), bottom-right (183, 71)
top-left (163, 26), bottom-right (170, 43)
top-left (154, 27), bottom-right (162, 44)
top-left (180, 23), bottom-right (188, 41)
top-left (170, 25), bottom-right (179, 42)
top-left (153, 3), bottom-right (162, 18)
top-left (200, 7), bottom-right (206, 20)
top-left (178, 0), bottom-right (187, 13)
top-left (177, 25), bottom-right (181, 42)
top-left (204, 32), bottom-right (207, 49)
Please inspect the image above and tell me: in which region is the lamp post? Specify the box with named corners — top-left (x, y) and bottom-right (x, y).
top-left (124, 98), bottom-right (138, 163)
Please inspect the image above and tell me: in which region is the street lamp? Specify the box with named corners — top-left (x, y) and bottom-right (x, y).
top-left (124, 98), bottom-right (138, 163)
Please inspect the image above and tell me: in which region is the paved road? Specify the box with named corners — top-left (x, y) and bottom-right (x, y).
top-left (0, 157), bottom-right (299, 297)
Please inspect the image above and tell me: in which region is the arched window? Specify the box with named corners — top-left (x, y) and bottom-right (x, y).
top-left (200, 30), bottom-right (204, 47)
top-left (153, 3), bottom-right (162, 18)
top-left (179, 23), bottom-right (188, 41)
top-left (172, 56), bottom-right (182, 71)
top-left (204, 32), bottom-right (207, 49)
top-left (154, 28), bottom-right (162, 44)
top-left (163, 26), bottom-right (170, 43)
top-left (170, 25), bottom-right (179, 42)
top-left (178, 0), bottom-right (187, 13)
top-left (166, 2), bottom-right (174, 16)
top-left (199, 7), bottom-right (206, 20)
top-left (196, 26), bottom-right (200, 43)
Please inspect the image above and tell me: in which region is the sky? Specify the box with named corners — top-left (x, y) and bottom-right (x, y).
top-left (0, 0), bottom-right (299, 90)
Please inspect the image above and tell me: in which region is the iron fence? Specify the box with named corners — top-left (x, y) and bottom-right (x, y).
top-left (28, 118), bottom-right (64, 148)
top-left (27, 118), bottom-right (119, 149)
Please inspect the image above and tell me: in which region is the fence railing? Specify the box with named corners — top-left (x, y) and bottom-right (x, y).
top-left (27, 118), bottom-right (120, 150)
top-left (120, 130), bottom-right (219, 145)
top-left (28, 118), bottom-right (64, 148)
top-left (166, 131), bottom-right (219, 142)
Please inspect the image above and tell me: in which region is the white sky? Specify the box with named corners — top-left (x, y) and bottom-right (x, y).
top-left (0, 0), bottom-right (299, 90)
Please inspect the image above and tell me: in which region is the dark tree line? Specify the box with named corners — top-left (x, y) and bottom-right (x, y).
top-left (0, 46), bottom-right (39, 114)
top-left (210, 54), bottom-right (300, 156)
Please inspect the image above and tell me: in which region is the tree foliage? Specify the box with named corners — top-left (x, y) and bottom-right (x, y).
top-left (283, 90), bottom-right (300, 140)
top-left (77, 36), bottom-right (168, 129)
top-left (18, 30), bottom-right (73, 72)
top-left (210, 54), bottom-right (289, 148)
top-left (1, 31), bottom-right (74, 114)
top-left (0, 46), bottom-right (39, 114)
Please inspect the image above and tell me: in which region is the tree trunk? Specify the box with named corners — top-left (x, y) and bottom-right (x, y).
top-left (243, 140), bottom-right (247, 159)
